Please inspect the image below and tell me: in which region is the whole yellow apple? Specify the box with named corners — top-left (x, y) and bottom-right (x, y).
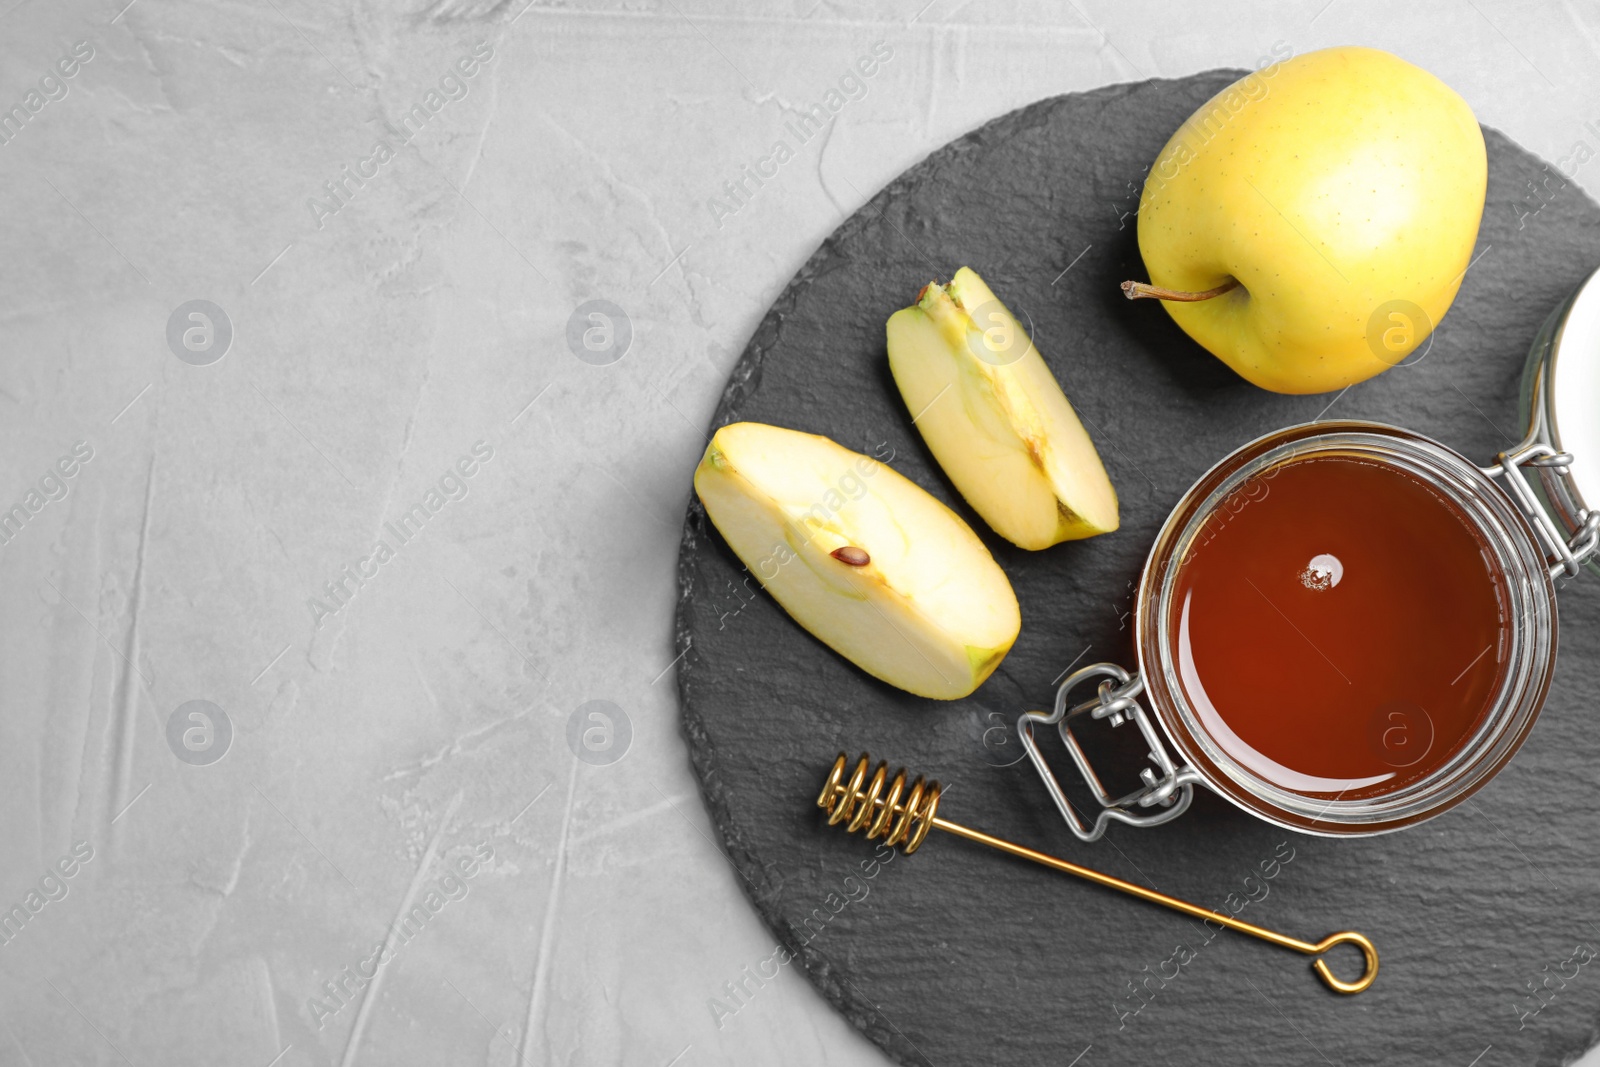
top-left (1126, 46), bottom-right (1487, 394)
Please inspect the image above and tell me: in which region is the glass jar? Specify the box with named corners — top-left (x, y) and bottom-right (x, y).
top-left (1021, 275), bottom-right (1600, 842)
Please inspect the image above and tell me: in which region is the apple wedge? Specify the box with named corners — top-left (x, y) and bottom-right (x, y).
top-left (887, 267), bottom-right (1119, 550)
top-left (693, 422), bottom-right (1020, 700)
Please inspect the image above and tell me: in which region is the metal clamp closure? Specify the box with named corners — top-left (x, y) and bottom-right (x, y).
top-left (1017, 663), bottom-right (1199, 842)
top-left (1484, 436), bottom-right (1600, 580)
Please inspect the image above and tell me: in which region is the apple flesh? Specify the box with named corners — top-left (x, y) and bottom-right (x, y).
top-left (1132, 46), bottom-right (1487, 394)
top-left (887, 267), bottom-right (1119, 550)
top-left (693, 421), bottom-right (1020, 700)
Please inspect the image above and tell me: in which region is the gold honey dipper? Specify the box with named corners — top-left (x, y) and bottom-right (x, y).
top-left (816, 753), bottom-right (1379, 994)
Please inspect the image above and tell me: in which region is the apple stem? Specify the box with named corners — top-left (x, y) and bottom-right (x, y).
top-left (1120, 279), bottom-right (1240, 302)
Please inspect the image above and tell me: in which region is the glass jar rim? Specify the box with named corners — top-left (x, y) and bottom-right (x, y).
top-left (1134, 421), bottom-right (1557, 836)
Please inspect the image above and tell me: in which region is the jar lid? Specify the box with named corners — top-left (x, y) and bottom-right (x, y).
top-left (1523, 267), bottom-right (1600, 572)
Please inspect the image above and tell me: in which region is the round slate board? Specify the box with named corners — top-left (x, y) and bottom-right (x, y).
top-left (675, 69), bottom-right (1600, 1067)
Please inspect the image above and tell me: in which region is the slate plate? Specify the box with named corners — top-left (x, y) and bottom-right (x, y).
top-left (675, 69), bottom-right (1600, 1067)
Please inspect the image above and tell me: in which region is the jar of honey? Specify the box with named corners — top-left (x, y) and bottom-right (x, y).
top-left (1023, 272), bottom-right (1600, 841)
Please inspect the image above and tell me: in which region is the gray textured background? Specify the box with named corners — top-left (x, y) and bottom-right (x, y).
top-left (3, 2), bottom-right (1600, 1066)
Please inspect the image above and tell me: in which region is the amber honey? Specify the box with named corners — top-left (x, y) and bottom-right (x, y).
top-left (1168, 452), bottom-right (1512, 800)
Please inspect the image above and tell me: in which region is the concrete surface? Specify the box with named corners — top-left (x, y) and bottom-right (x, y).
top-left (1, 1), bottom-right (1597, 1065)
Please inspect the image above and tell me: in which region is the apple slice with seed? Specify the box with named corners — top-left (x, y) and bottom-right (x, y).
top-left (693, 421), bottom-right (1019, 700)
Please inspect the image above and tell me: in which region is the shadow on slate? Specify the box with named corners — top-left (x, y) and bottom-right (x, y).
top-left (674, 69), bottom-right (1600, 1067)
